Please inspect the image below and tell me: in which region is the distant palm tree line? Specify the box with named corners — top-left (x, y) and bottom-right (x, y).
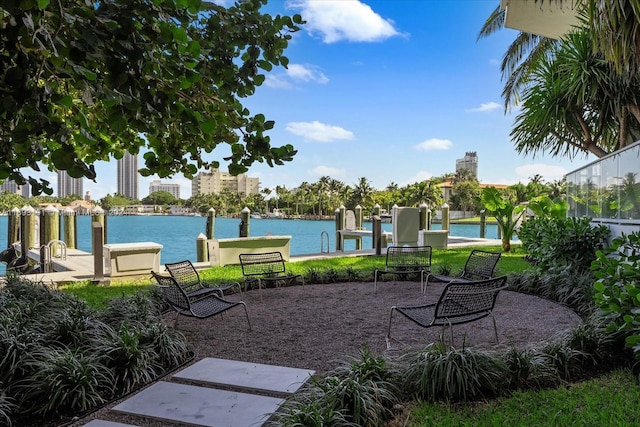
top-left (0, 172), bottom-right (565, 218)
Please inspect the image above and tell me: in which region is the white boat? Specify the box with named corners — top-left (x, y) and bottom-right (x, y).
top-left (266, 208), bottom-right (284, 219)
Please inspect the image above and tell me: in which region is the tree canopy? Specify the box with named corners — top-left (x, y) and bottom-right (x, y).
top-left (0, 0), bottom-right (302, 195)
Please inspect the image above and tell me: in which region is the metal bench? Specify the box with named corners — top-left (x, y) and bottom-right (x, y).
top-left (239, 251), bottom-right (304, 292)
top-left (374, 246), bottom-right (432, 292)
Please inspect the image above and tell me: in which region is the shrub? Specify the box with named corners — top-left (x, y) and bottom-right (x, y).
top-left (508, 269), bottom-right (596, 317)
top-left (501, 347), bottom-right (557, 389)
top-left (518, 217), bottom-right (610, 273)
top-left (0, 278), bottom-right (189, 425)
top-left (319, 347), bottom-right (399, 426)
top-left (17, 348), bottom-right (114, 416)
top-left (270, 395), bottom-right (357, 427)
top-left (400, 342), bottom-right (508, 402)
top-left (592, 232), bottom-right (640, 359)
top-left (273, 347), bottom-right (399, 427)
top-left (0, 393), bottom-right (15, 427)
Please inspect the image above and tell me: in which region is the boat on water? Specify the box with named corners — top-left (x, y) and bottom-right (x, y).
top-left (250, 212), bottom-right (262, 219)
top-left (266, 208), bottom-right (284, 219)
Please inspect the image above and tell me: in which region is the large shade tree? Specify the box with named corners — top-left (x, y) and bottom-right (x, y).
top-left (0, 0), bottom-right (302, 195)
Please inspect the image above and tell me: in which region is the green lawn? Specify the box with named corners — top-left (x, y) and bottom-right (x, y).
top-left (408, 369), bottom-right (640, 426)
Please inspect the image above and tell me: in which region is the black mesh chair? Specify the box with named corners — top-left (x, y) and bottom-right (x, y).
top-left (151, 271), bottom-right (251, 330)
top-left (165, 260), bottom-right (242, 299)
top-left (374, 246), bottom-right (432, 292)
top-left (427, 250), bottom-right (501, 286)
top-left (386, 275), bottom-right (508, 348)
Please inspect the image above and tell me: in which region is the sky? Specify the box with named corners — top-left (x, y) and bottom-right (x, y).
top-left (51, 0), bottom-right (597, 200)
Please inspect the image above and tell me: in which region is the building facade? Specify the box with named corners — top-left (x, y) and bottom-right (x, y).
top-left (57, 171), bottom-right (83, 198)
top-left (149, 180), bottom-right (180, 199)
top-left (192, 169), bottom-right (260, 196)
top-left (456, 151), bottom-right (478, 179)
top-left (117, 151), bottom-right (139, 199)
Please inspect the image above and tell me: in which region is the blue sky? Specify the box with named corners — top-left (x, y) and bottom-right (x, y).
top-left (74, 0), bottom-right (595, 199)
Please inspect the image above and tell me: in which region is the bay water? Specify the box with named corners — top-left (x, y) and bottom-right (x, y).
top-left (0, 215), bottom-right (499, 275)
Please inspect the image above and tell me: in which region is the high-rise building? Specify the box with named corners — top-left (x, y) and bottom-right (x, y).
top-left (117, 151), bottom-right (139, 199)
top-left (192, 169), bottom-right (259, 196)
top-left (0, 180), bottom-right (19, 195)
top-left (456, 151), bottom-right (478, 179)
top-left (149, 180), bottom-right (181, 199)
top-left (0, 179), bottom-right (30, 197)
top-left (57, 171), bottom-right (84, 198)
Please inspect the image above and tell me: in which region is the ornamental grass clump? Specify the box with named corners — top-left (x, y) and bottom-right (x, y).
top-left (500, 347), bottom-right (557, 390)
top-left (0, 277), bottom-right (190, 425)
top-left (271, 347), bottom-right (399, 427)
top-left (400, 341), bottom-right (508, 402)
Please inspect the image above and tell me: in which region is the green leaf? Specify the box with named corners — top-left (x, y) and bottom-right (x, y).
top-left (37, 0), bottom-right (50, 9)
top-left (201, 118), bottom-right (217, 133)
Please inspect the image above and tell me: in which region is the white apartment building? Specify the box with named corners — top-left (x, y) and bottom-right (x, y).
top-left (149, 180), bottom-right (180, 199)
top-left (117, 151), bottom-right (139, 199)
top-left (192, 169), bottom-right (260, 196)
top-left (456, 151), bottom-right (478, 179)
top-left (0, 179), bottom-right (29, 197)
top-left (57, 171), bottom-right (83, 198)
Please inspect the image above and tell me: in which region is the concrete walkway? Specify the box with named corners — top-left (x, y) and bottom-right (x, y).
top-left (81, 358), bottom-right (315, 426)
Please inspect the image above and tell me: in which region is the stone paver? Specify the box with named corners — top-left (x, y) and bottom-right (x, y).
top-left (173, 357), bottom-right (315, 395)
top-left (112, 381), bottom-right (284, 427)
top-left (82, 421), bottom-right (139, 427)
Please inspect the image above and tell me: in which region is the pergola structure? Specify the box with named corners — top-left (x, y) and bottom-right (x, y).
top-left (500, 0), bottom-right (579, 39)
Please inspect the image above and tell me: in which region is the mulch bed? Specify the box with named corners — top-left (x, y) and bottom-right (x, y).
top-left (73, 280), bottom-right (582, 426)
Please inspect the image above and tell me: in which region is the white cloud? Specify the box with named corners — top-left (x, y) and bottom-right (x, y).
top-left (265, 64), bottom-right (328, 88)
top-left (515, 164), bottom-right (568, 182)
top-left (286, 64), bottom-right (329, 83)
top-left (489, 58), bottom-right (500, 67)
top-left (265, 74), bottom-right (292, 89)
top-left (288, 0), bottom-right (401, 43)
top-left (310, 165), bottom-right (346, 177)
top-left (465, 102), bottom-right (501, 113)
top-left (414, 138), bottom-right (453, 151)
top-left (286, 121), bottom-right (355, 142)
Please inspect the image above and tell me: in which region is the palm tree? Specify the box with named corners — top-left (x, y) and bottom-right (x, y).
top-left (478, 5), bottom-right (559, 111)
top-left (511, 29), bottom-right (640, 158)
top-left (352, 177), bottom-right (375, 209)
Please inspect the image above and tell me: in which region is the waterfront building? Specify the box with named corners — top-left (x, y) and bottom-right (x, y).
top-left (149, 180), bottom-right (180, 199)
top-left (192, 168), bottom-right (259, 196)
top-left (456, 151), bottom-right (478, 179)
top-left (0, 179), bottom-right (23, 196)
top-left (117, 151), bottom-right (139, 200)
top-left (57, 171), bottom-right (83, 198)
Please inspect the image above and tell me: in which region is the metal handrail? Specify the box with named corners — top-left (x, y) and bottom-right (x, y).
top-left (320, 231), bottom-right (329, 253)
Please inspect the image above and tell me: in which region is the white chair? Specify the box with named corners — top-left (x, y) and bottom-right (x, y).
top-left (392, 206), bottom-right (421, 246)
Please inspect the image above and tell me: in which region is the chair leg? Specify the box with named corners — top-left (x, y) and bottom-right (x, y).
top-left (492, 315), bottom-right (499, 344)
top-left (171, 311), bottom-right (180, 329)
top-left (374, 271), bottom-right (379, 293)
top-left (385, 306), bottom-right (397, 349)
top-left (240, 301), bottom-right (252, 331)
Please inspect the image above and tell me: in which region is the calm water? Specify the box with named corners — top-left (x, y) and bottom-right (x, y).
top-left (0, 215), bottom-right (499, 274)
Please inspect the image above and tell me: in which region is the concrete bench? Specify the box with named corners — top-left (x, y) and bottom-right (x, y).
top-left (207, 236), bottom-right (291, 267)
top-left (418, 229), bottom-right (449, 249)
top-left (103, 242), bottom-right (163, 277)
